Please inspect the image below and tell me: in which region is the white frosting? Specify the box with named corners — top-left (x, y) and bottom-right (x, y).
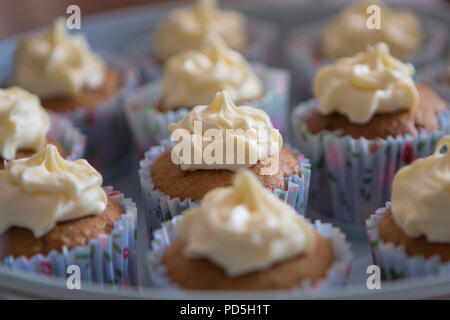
top-left (13, 18), bottom-right (106, 98)
top-left (168, 91), bottom-right (282, 172)
top-left (391, 136), bottom-right (450, 242)
top-left (0, 87), bottom-right (50, 160)
top-left (153, 0), bottom-right (247, 62)
top-left (161, 34), bottom-right (262, 110)
top-left (0, 144), bottom-right (107, 237)
top-left (313, 42), bottom-right (419, 124)
top-left (321, 0), bottom-right (424, 59)
top-left (178, 171), bottom-right (316, 276)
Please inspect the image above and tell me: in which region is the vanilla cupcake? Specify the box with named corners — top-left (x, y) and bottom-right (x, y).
top-left (147, 171), bottom-right (351, 291)
top-left (286, 0), bottom-right (448, 102)
top-left (140, 91), bottom-right (310, 232)
top-left (367, 136), bottom-right (450, 280)
top-left (1, 144), bottom-right (137, 285)
top-left (125, 35), bottom-right (290, 154)
top-left (12, 18), bottom-right (138, 170)
top-left (291, 43), bottom-right (450, 224)
top-left (0, 86), bottom-right (85, 166)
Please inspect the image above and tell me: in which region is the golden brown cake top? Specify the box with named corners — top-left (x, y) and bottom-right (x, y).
top-left (178, 171), bottom-right (315, 277)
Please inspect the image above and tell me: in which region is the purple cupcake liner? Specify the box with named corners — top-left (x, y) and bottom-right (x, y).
top-left (139, 139), bottom-right (311, 239)
top-left (366, 203), bottom-right (450, 280)
top-left (291, 99), bottom-right (450, 225)
top-left (1, 187), bottom-right (138, 287)
top-left (124, 64), bottom-right (291, 157)
top-left (146, 216), bottom-right (352, 292)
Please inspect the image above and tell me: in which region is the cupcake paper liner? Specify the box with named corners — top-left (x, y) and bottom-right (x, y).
top-left (416, 60), bottom-right (450, 103)
top-left (124, 64), bottom-right (291, 157)
top-left (139, 139), bottom-right (311, 237)
top-left (366, 203), bottom-right (450, 280)
top-left (48, 112), bottom-right (86, 161)
top-left (1, 188), bottom-right (138, 287)
top-left (146, 216), bottom-right (352, 292)
top-left (291, 99), bottom-right (450, 225)
top-left (56, 54), bottom-right (139, 172)
top-left (128, 18), bottom-right (281, 83)
top-left (286, 17), bottom-right (449, 104)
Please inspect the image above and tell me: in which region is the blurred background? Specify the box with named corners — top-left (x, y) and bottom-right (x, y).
top-left (0, 0), bottom-right (448, 40)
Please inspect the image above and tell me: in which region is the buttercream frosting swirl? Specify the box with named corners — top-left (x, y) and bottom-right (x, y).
top-left (0, 87), bottom-right (50, 160)
top-left (391, 136), bottom-right (450, 242)
top-left (179, 170), bottom-right (316, 276)
top-left (313, 42), bottom-right (419, 124)
top-left (13, 18), bottom-right (106, 98)
top-left (168, 91), bottom-right (282, 172)
top-left (0, 144), bottom-right (107, 237)
top-left (153, 0), bottom-right (247, 62)
top-left (321, 0), bottom-right (423, 59)
top-left (161, 34), bottom-right (262, 110)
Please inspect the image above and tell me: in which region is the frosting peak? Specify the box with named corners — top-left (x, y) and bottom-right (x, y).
top-left (391, 136), bottom-right (450, 242)
top-left (161, 34), bottom-right (262, 110)
top-left (0, 144), bottom-right (107, 237)
top-left (168, 91), bottom-right (282, 172)
top-left (0, 87), bottom-right (50, 160)
top-left (13, 18), bottom-right (106, 98)
top-left (313, 42), bottom-right (419, 124)
top-left (321, 0), bottom-right (423, 59)
top-left (153, 0), bottom-right (247, 62)
top-left (179, 171), bottom-right (315, 276)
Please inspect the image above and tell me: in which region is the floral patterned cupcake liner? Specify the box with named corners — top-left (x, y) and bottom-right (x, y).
top-left (286, 17), bottom-right (449, 103)
top-left (146, 216), bottom-right (353, 292)
top-left (60, 54), bottom-right (139, 172)
top-left (366, 203), bottom-right (450, 281)
top-left (1, 187), bottom-right (138, 286)
top-left (139, 139), bottom-right (311, 237)
top-left (124, 64), bottom-right (291, 157)
top-left (291, 99), bottom-right (450, 225)
top-left (128, 17), bottom-right (281, 83)
top-left (48, 112), bottom-right (86, 161)
top-left (416, 59), bottom-right (450, 103)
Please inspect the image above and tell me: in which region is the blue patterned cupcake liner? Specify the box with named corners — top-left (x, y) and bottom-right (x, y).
top-left (366, 203), bottom-right (450, 280)
top-left (127, 17), bottom-right (281, 83)
top-left (286, 16), bottom-right (449, 104)
top-left (1, 188), bottom-right (138, 287)
top-left (139, 139), bottom-right (311, 238)
top-left (124, 64), bottom-right (291, 157)
top-left (291, 99), bottom-right (450, 225)
top-left (146, 216), bottom-right (352, 292)
top-left (48, 112), bottom-right (86, 161)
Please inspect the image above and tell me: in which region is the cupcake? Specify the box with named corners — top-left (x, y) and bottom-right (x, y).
top-left (132, 0), bottom-right (280, 81)
top-left (140, 91), bottom-right (310, 232)
top-left (0, 144), bottom-right (137, 285)
top-left (125, 34), bottom-right (290, 155)
top-left (286, 0), bottom-right (448, 102)
top-left (367, 136), bottom-right (450, 280)
top-left (0, 86), bottom-right (85, 167)
top-left (12, 18), bottom-right (138, 171)
top-left (147, 171), bottom-right (352, 291)
top-left (291, 42), bottom-right (450, 224)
